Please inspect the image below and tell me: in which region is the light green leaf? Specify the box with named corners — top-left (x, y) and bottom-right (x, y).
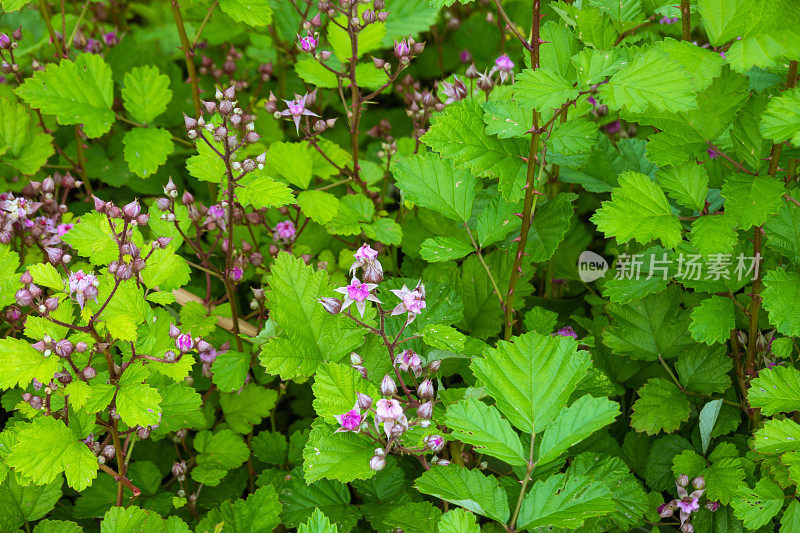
top-left (470, 331), bottom-right (591, 433)
top-left (515, 67), bottom-right (579, 112)
top-left (140, 249), bottom-right (190, 291)
top-left (211, 350), bottom-right (251, 392)
top-left (298, 508), bottom-right (339, 533)
top-left (414, 465), bottom-right (509, 523)
top-left (8, 417), bottom-right (98, 491)
top-left (762, 268), bottom-right (800, 337)
top-left (298, 190), bottom-right (340, 225)
top-left (537, 394), bottom-right (620, 465)
top-left (474, 194), bottom-right (521, 248)
top-left (420, 236), bottom-right (473, 263)
top-left (546, 119), bottom-right (598, 155)
top-left (121, 65), bottom-right (172, 124)
top-left (186, 137), bottom-right (226, 183)
top-left (0, 337), bottom-right (59, 390)
top-left (100, 506), bottom-right (163, 532)
top-left (591, 171), bottom-right (682, 248)
top-left (0, 96), bottom-right (53, 175)
top-left (690, 215), bottom-right (738, 257)
top-left (697, 0), bottom-right (748, 45)
top-left (721, 174), bottom-right (784, 230)
top-left (630, 378), bottom-right (691, 435)
top-left (194, 429), bottom-right (249, 471)
top-left (753, 418), bottom-right (800, 454)
top-left (482, 100), bottom-right (529, 139)
top-left (238, 172), bottom-right (295, 210)
top-left (444, 397), bottom-right (526, 466)
top-left (781, 499), bottom-right (800, 533)
top-left (219, 0), bottom-right (273, 26)
top-left (517, 473), bottom-right (615, 530)
top-left (122, 128), bottom-right (174, 178)
top-left (220, 384), bottom-right (277, 434)
top-left (393, 152), bottom-right (479, 223)
top-left (312, 362), bottom-right (378, 422)
top-left (749, 365), bottom-right (800, 416)
top-left (16, 53), bottom-right (114, 138)
top-left (699, 399), bottom-right (723, 454)
top-left (437, 508), bottom-right (479, 533)
top-left (0, 476), bottom-right (61, 531)
top-left (421, 323), bottom-right (465, 353)
top-left (302, 421), bottom-right (375, 484)
top-left (689, 296), bottom-right (735, 345)
top-left (656, 163), bottom-right (708, 211)
top-left (61, 212), bottom-right (118, 264)
top-left (28, 263), bottom-right (63, 291)
top-left (266, 142), bottom-right (313, 188)
top-left (731, 477), bottom-right (783, 530)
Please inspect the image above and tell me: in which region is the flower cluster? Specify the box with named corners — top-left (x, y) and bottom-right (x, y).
top-left (658, 475), bottom-right (712, 533)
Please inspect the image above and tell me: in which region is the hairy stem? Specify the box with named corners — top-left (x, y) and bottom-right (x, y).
top-left (680, 0), bottom-right (691, 41)
top-left (171, 0), bottom-right (202, 117)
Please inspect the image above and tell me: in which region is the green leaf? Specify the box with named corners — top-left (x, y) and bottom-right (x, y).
top-left (0, 476), bottom-right (61, 531)
top-left (186, 138), bottom-right (226, 183)
top-left (781, 499), bottom-right (800, 533)
top-left (537, 394), bottom-right (620, 465)
top-left (211, 350), bottom-right (251, 392)
top-left (721, 174), bottom-right (784, 230)
top-left (298, 190), bottom-right (340, 225)
top-left (444, 397), bottom-right (526, 466)
top-left (763, 268), bottom-right (800, 337)
top-left (28, 263), bottom-right (63, 291)
top-left (220, 384), bottom-right (276, 434)
top-left (382, 0), bottom-right (438, 46)
top-left (414, 464), bottom-right (509, 523)
top-left (194, 429), bottom-right (249, 471)
top-left (420, 236), bottom-right (473, 262)
top-left (690, 215), bottom-right (738, 257)
top-left (8, 417), bottom-right (97, 491)
top-left (437, 508), bottom-right (479, 533)
top-left (421, 323), bottom-right (465, 353)
top-left (328, 14), bottom-right (385, 61)
top-left (524, 193), bottom-right (576, 263)
top-left (697, 0), bottom-right (748, 45)
top-left (16, 53), bottom-right (114, 138)
top-left (546, 119), bottom-right (598, 155)
top-left (420, 100), bottom-right (526, 202)
top-left (312, 362), bottom-right (378, 422)
top-left (474, 194), bottom-right (521, 247)
top-left (393, 153), bottom-right (479, 223)
top-left (761, 87), bottom-right (800, 146)
top-left (515, 67), bottom-right (579, 112)
top-left (122, 128), bottom-right (174, 178)
top-left (0, 96), bottom-right (54, 175)
top-left (689, 295), bottom-right (735, 345)
top-left (121, 65), bottom-right (172, 124)
top-left (600, 47), bottom-right (697, 112)
top-left (765, 199), bottom-right (800, 265)
top-left (251, 431), bottom-right (287, 465)
top-left (630, 378), bottom-right (691, 435)
top-left (213, 485), bottom-right (282, 532)
top-left (470, 331), bottom-right (591, 433)
top-left (676, 344), bottom-right (732, 394)
top-left (116, 364), bottom-right (162, 427)
top-left (219, 0), bottom-right (273, 26)
top-left (100, 506), bottom-right (164, 532)
top-left (699, 399), bottom-right (723, 454)
top-left (33, 520), bottom-right (83, 533)
top-left (299, 508), bottom-right (339, 533)
top-left (656, 163), bottom-right (709, 211)
top-left (295, 58), bottom-right (338, 89)
top-left (482, 100), bottom-right (529, 139)
top-left (302, 421), bottom-right (375, 484)
top-left (731, 477), bottom-right (784, 530)
top-left (140, 249), bottom-right (190, 291)
top-left (591, 171), bottom-right (682, 248)
top-left (0, 337), bottom-right (59, 390)
top-left (266, 142), bottom-right (313, 188)
top-left (517, 473), bottom-right (615, 530)
top-left (61, 212), bottom-right (118, 265)
top-left (753, 418), bottom-right (800, 454)
top-left (749, 365), bottom-right (800, 416)
top-left (259, 254), bottom-right (363, 379)
top-left (238, 172), bottom-right (295, 210)
top-left (0, 0), bottom-right (30, 11)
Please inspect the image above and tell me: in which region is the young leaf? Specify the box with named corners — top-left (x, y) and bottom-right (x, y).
top-left (298, 508), bottom-right (339, 533)
top-left (689, 295), bottom-right (735, 345)
top-left (470, 331), bottom-right (591, 433)
top-left (211, 350), bottom-right (252, 392)
top-left (122, 128), bottom-right (174, 178)
top-left (761, 87), bottom-right (800, 147)
top-left (444, 397), bottom-right (527, 466)
top-left (748, 365), bottom-right (800, 416)
top-left (121, 65), bottom-right (172, 124)
top-left (16, 53), bottom-right (114, 138)
top-left (414, 464), bottom-right (509, 523)
top-left (437, 508), bottom-right (479, 533)
top-left (311, 362), bottom-right (379, 422)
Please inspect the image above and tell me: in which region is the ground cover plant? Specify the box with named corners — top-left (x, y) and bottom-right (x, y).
top-left (1, 0), bottom-right (800, 531)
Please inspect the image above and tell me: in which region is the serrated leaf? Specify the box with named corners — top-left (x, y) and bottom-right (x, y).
top-left (474, 194), bottom-right (521, 247)
top-left (414, 464), bottom-right (509, 523)
top-left (0, 337), bottom-right (59, 390)
top-left (762, 268), bottom-right (800, 337)
top-left (515, 67), bottom-right (579, 112)
top-left (676, 344), bottom-right (732, 394)
top-left (16, 53), bottom-right (114, 138)
top-left (194, 429), bottom-right (249, 471)
top-left (121, 65), bottom-right (171, 124)
top-left (266, 142), bottom-right (313, 188)
top-left (186, 137), bottom-right (226, 183)
top-left (754, 418), bottom-right (800, 454)
top-left (525, 192), bottom-right (575, 263)
top-left (591, 171), bottom-right (682, 248)
top-left (765, 199), bottom-right (800, 265)
top-left (547, 119), bottom-right (598, 155)
top-left (122, 128), bottom-right (174, 178)
top-left (299, 508), bottom-right (339, 533)
top-left (690, 215), bottom-right (738, 257)
top-left (220, 384), bottom-right (277, 434)
top-left (781, 499), bottom-right (800, 533)
top-left (437, 508), bottom-right (479, 533)
top-left (0, 475), bottom-right (61, 531)
top-left (0, 96), bottom-right (53, 175)
top-left (420, 236), bottom-right (472, 262)
top-left (657, 163), bottom-right (708, 211)
top-left (140, 249), bottom-right (190, 291)
top-left (471, 331), bottom-right (591, 433)
top-left (61, 212), bottom-right (119, 265)
top-left (761, 87), bottom-right (800, 146)
top-left (444, 397), bottom-right (526, 466)
top-left (517, 473), bottom-right (615, 530)
top-left (238, 171), bottom-right (296, 210)
top-left (298, 190), bottom-right (340, 225)
top-left (721, 174), bottom-right (784, 230)
top-left (28, 263), bottom-right (63, 291)
top-left (630, 378), bottom-right (691, 435)
top-left (211, 350), bottom-right (251, 392)
top-left (421, 323), bottom-right (465, 353)
top-left (749, 365), bottom-right (800, 416)
top-left (303, 421), bottom-right (375, 484)
top-left (219, 0), bottom-right (272, 26)
top-left (393, 153), bottom-right (479, 223)
top-left (731, 477), bottom-right (783, 530)
top-left (482, 100), bottom-right (529, 139)
top-left (537, 394), bottom-right (620, 465)
top-left (312, 362), bottom-right (378, 423)
top-left (8, 417), bottom-right (97, 491)
top-left (689, 295), bottom-right (735, 345)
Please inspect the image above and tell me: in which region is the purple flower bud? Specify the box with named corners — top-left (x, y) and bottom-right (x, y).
top-left (164, 178), bottom-right (178, 198)
top-left (136, 426), bottom-right (151, 439)
top-left (123, 200), bottom-right (141, 220)
top-left (657, 504), bottom-right (674, 518)
top-left (15, 288), bottom-right (33, 306)
top-left (102, 444), bottom-right (116, 459)
top-left (692, 476), bottom-right (705, 490)
top-left (172, 461), bottom-right (187, 479)
top-left (418, 379), bottom-right (434, 399)
top-left (45, 247), bottom-right (64, 264)
top-left (380, 374), bottom-right (397, 396)
top-left (55, 339), bottom-right (74, 358)
top-left (705, 501), bottom-right (719, 512)
top-left (417, 401), bottom-right (433, 419)
top-left (4, 307), bottom-right (21, 323)
top-left (676, 474), bottom-right (689, 487)
top-left (183, 113), bottom-right (198, 131)
top-left (555, 326), bottom-right (578, 339)
top-left (681, 524), bottom-right (694, 533)
top-left (229, 266), bottom-right (244, 281)
top-left (428, 360), bottom-right (441, 373)
top-left (75, 341), bottom-right (88, 353)
top-left (0, 34), bottom-right (10, 49)
top-left (370, 455), bottom-right (386, 471)
top-left (176, 333), bottom-right (193, 352)
top-left (424, 434), bottom-right (445, 452)
top-left (20, 271), bottom-right (33, 285)
top-left (394, 39), bottom-right (410, 58)
top-left (169, 324), bottom-right (181, 338)
top-left (92, 195), bottom-right (107, 212)
top-left (357, 392), bottom-right (373, 410)
top-left (44, 296), bottom-right (59, 311)
top-left (318, 297), bottom-right (343, 315)
top-left (83, 366), bottom-right (96, 379)
top-left (29, 395), bottom-right (43, 409)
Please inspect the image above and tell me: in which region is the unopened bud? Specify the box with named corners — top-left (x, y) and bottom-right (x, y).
top-left (692, 476), bottom-right (705, 490)
top-left (676, 474), bottom-right (689, 487)
top-left (417, 401), bottom-right (433, 420)
top-left (319, 297), bottom-right (343, 315)
top-left (357, 392), bottom-right (373, 410)
top-left (417, 379), bottom-right (434, 399)
top-left (370, 454), bottom-right (386, 471)
top-left (350, 352), bottom-right (363, 366)
top-left (380, 374), bottom-right (397, 396)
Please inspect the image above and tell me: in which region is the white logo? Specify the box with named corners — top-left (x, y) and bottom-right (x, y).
top-left (578, 251), bottom-right (608, 282)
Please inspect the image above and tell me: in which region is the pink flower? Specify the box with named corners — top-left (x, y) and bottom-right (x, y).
top-left (394, 39), bottom-right (410, 58)
top-left (67, 270), bottom-right (99, 309)
top-left (176, 333), bottom-right (193, 353)
top-left (279, 93), bottom-right (319, 134)
top-left (354, 243), bottom-right (379, 263)
top-left (390, 283), bottom-right (426, 323)
top-left (424, 434), bottom-right (445, 451)
top-left (335, 277), bottom-right (381, 317)
top-left (298, 33), bottom-right (317, 52)
top-left (556, 326), bottom-right (577, 339)
top-left (375, 398), bottom-right (403, 420)
top-left (208, 204), bottom-right (225, 218)
top-left (676, 498), bottom-right (699, 514)
top-left (350, 244), bottom-right (383, 282)
top-left (273, 220), bottom-right (296, 243)
top-left (394, 349), bottom-right (422, 374)
top-left (229, 266), bottom-right (243, 281)
top-left (334, 403), bottom-right (362, 432)
top-left (495, 54), bottom-right (514, 71)
top-left (56, 223), bottom-right (73, 237)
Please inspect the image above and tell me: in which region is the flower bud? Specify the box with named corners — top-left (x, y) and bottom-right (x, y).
top-left (137, 426), bottom-right (151, 439)
top-left (76, 341), bottom-right (88, 353)
top-left (681, 524), bottom-right (694, 533)
top-left (657, 504), bottom-right (674, 518)
top-left (428, 360), bottom-right (441, 373)
top-left (29, 396), bottom-right (43, 409)
top-left (172, 461), bottom-right (187, 480)
top-left (350, 352), bottom-right (363, 366)
top-left (380, 374), bottom-right (397, 396)
top-left (424, 434), bottom-right (445, 451)
top-left (169, 324), bottom-right (181, 338)
top-left (102, 444), bottom-right (116, 459)
top-left (83, 366), bottom-right (96, 379)
top-left (417, 401), bottom-right (433, 420)
top-left (55, 339), bottom-right (74, 358)
top-left (736, 330), bottom-right (747, 346)
top-left (478, 461), bottom-right (488, 470)
top-left (44, 296), bottom-right (59, 311)
top-left (418, 379), bottom-right (434, 399)
top-left (156, 197), bottom-right (171, 211)
top-left (705, 501), bottom-right (719, 512)
top-left (692, 476), bottom-right (705, 490)
top-left (15, 288), bottom-right (33, 306)
top-left (370, 454), bottom-right (386, 471)
top-left (164, 178), bottom-right (178, 198)
top-left (20, 270), bottom-right (33, 285)
top-left (676, 474), bottom-right (689, 487)
top-left (318, 297), bottom-right (343, 315)
top-left (357, 392), bottom-right (373, 411)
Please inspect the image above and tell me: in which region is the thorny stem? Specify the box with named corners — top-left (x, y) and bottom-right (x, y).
top-left (680, 0), bottom-right (691, 41)
top-left (222, 121), bottom-right (244, 353)
top-left (171, 0), bottom-right (202, 117)
top-left (504, 0), bottom-right (542, 341)
top-left (346, 7), bottom-right (372, 201)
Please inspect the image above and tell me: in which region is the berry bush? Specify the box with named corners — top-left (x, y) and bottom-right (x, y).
top-left (1, 0), bottom-right (800, 531)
